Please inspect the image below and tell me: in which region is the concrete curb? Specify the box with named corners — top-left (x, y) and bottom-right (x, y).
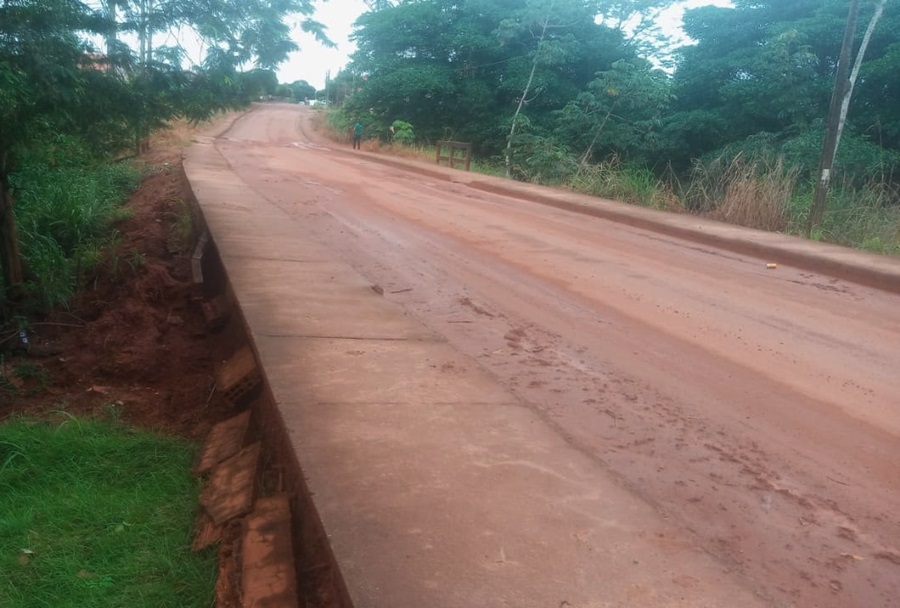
top-left (337, 148), bottom-right (900, 295)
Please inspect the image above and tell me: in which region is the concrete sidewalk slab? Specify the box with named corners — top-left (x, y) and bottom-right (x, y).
top-left (287, 399), bottom-right (762, 608)
top-left (213, 233), bottom-right (332, 262)
top-left (262, 337), bottom-right (512, 406)
top-left (224, 260), bottom-right (437, 341)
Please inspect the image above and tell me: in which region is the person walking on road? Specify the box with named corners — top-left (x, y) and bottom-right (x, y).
top-left (352, 122), bottom-right (363, 150)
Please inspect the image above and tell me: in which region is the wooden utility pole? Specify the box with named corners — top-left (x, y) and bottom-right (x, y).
top-left (808, 0), bottom-right (860, 233)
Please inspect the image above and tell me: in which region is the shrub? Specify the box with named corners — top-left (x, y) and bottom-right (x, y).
top-left (391, 120), bottom-right (415, 145)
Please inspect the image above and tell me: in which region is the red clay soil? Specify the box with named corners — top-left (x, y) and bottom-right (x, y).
top-left (1, 126), bottom-right (248, 608)
top-left (0, 128), bottom-right (238, 438)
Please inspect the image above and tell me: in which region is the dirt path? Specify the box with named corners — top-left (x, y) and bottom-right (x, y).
top-left (218, 104), bottom-right (899, 607)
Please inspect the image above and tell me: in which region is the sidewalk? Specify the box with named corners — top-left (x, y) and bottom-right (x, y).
top-left (184, 134), bottom-right (771, 607)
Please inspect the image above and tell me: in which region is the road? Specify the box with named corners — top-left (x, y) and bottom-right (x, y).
top-left (213, 104), bottom-right (900, 607)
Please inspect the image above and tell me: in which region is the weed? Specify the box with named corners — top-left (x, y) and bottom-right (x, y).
top-left (12, 362), bottom-right (50, 395)
top-left (571, 156), bottom-right (679, 211)
top-left (789, 180), bottom-right (900, 252)
top-left (127, 250), bottom-right (146, 273)
top-left (0, 375), bottom-right (15, 397)
top-left (164, 197), bottom-right (194, 253)
top-left (102, 401), bottom-right (124, 426)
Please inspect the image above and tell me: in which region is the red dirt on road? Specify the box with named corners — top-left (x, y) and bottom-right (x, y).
top-left (209, 104), bottom-right (900, 608)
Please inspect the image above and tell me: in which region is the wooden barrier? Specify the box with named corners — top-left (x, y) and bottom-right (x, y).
top-left (435, 140), bottom-right (472, 171)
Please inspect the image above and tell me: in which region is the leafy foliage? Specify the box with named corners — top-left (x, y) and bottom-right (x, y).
top-left (391, 120), bottom-right (416, 144)
top-left (343, 0), bottom-right (635, 156)
top-left (666, 0), bottom-right (900, 171)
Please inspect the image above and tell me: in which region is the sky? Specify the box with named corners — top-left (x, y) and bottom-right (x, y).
top-left (277, 0), bottom-right (734, 89)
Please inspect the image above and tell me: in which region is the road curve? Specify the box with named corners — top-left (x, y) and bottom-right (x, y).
top-left (207, 104), bottom-right (900, 607)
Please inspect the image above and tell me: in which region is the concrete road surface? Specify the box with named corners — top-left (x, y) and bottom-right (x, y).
top-left (186, 104), bottom-right (900, 608)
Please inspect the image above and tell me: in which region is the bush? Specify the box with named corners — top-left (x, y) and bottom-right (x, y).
top-left (507, 134), bottom-right (578, 184)
top-left (391, 120), bottom-right (415, 145)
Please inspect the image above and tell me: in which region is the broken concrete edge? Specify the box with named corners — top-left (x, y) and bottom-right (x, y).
top-left (241, 495), bottom-right (299, 608)
top-left (188, 294), bottom-right (354, 608)
top-left (335, 144), bottom-right (900, 296)
top-left (191, 230), bottom-right (209, 284)
top-left (196, 410), bottom-right (252, 475)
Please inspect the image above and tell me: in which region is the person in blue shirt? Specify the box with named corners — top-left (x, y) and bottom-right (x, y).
top-left (352, 122), bottom-right (363, 150)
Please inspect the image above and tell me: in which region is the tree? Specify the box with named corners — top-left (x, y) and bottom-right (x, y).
top-left (554, 58), bottom-right (671, 165)
top-left (503, 0), bottom-right (555, 177)
top-left (345, 0), bottom-right (635, 157)
top-left (286, 79), bottom-right (317, 102)
top-left (1, 0), bottom-right (100, 299)
top-left (666, 0), bottom-right (900, 178)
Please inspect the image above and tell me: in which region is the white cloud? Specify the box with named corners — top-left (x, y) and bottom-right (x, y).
top-left (277, 0), bottom-right (370, 89)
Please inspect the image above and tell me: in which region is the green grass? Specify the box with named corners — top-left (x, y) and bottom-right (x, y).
top-left (6, 155), bottom-right (140, 314)
top-left (0, 415), bottom-right (216, 608)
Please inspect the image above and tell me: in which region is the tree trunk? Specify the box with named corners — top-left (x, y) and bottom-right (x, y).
top-left (808, 0), bottom-right (860, 233)
top-left (505, 1), bottom-right (553, 179)
top-left (0, 175), bottom-right (25, 300)
top-left (835, 0), bottom-right (886, 154)
top-left (579, 103), bottom-right (618, 166)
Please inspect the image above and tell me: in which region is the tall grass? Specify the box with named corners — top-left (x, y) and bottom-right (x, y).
top-left (570, 156), bottom-right (683, 212)
top-left (684, 154), bottom-right (797, 232)
top-left (789, 181), bottom-right (900, 254)
top-left (0, 415), bottom-right (216, 608)
top-left (7, 158), bottom-right (139, 312)
top-left (685, 153), bottom-right (900, 251)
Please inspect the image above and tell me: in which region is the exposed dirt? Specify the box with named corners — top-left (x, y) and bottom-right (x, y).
top-left (0, 122), bottom-right (239, 437)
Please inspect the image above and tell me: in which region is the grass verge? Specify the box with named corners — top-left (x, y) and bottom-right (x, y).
top-left (0, 415), bottom-right (215, 608)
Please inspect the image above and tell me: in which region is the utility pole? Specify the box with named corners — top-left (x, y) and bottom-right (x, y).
top-left (808, 0), bottom-right (859, 234)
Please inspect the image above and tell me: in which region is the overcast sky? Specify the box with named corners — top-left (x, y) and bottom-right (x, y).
top-left (279, 0), bottom-right (734, 89)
